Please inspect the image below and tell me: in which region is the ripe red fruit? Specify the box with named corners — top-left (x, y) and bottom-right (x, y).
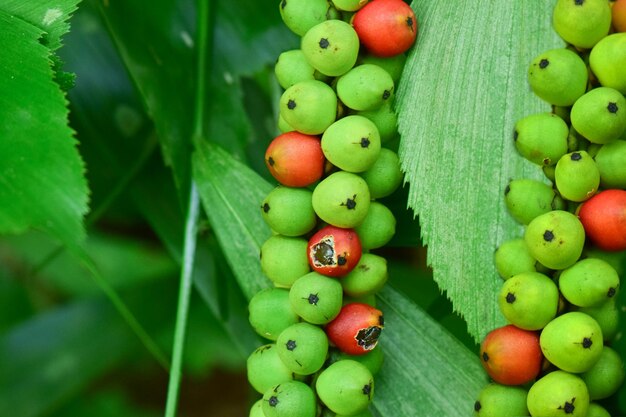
top-left (480, 325), bottom-right (543, 386)
top-left (613, 0), bottom-right (626, 33)
top-left (578, 189), bottom-right (626, 251)
top-left (352, 0), bottom-right (418, 57)
top-left (326, 302), bottom-right (384, 355)
top-left (265, 131), bottom-right (325, 187)
top-left (308, 225), bottom-right (362, 277)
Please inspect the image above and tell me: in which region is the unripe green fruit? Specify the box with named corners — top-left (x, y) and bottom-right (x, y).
top-left (275, 49), bottom-right (319, 89)
top-left (336, 64), bottom-right (394, 111)
top-left (279, 0), bottom-right (336, 36)
top-left (554, 151), bottom-right (600, 202)
top-left (261, 235), bottom-right (310, 288)
top-left (594, 139), bottom-right (626, 189)
top-left (330, 344), bottom-right (384, 375)
top-left (570, 87), bottom-right (626, 144)
top-left (276, 322), bottom-right (329, 375)
top-left (301, 19), bottom-right (360, 77)
top-left (540, 312), bottom-right (603, 373)
top-left (527, 370), bottom-right (589, 417)
top-left (261, 186), bottom-right (317, 236)
top-left (354, 201), bottom-right (396, 249)
top-left (528, 48), bottom-right (588, 106)
top-left (359, 53), bottom-right (406, 85)
top-left (473, 383), bottom-right (529, 417)
top-left (341, 253), bottom-right (388, 298)
top-left (321, 115), bottom-right (381, 172)
top-left (262, 380), bottom-right (317, 417)
top-left (289, 271), bottom-right (343, 324)
top-left (332, 0), bottom-right (368, 12)
top-left (247, 344), bottom-right (294, 393)
top-left (249, 399), bottom-right (264, 417)
top-left (312, 171), bottom-right (371, 228)
top-left (580, 346), bottom-right (625, 400)
top-left (558, 258), bottom-right (620, 308)
top-left (498, 272), bottom-right (559, 330)
top-left (552, 0), bottom-right (611, 49)
top-left (357, 100), bottom-right (399, 144)
top-left (359, 148), bottom-right (403, 199)
top-left (494, 238), bottom-right (537, 280)
top-left (576, 298), bottom-right (620, 342)
top-left (504, 179), bottom-right (565, 224)
top-left (586, 403), bottom-right (611, 417)
top-left (514, 113), bottom-right (569, 166)
top-left (280, 80), bottom-right (337, 135)
top-left (316, 360), bottom-right (374, 416)
top-left (589, 33), bottom-right (626, 95)
top-left (249, 288), bottom-right (300, 341)
top-left (278, 113), bottom-right (295, 133)
top-left (524, 210), bottom-right (585, 270)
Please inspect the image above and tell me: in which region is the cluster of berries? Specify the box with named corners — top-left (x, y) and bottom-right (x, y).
top-left (475, 1), bottom-right (626, 416)
top-left (246, 1), bottom-right (418, 416)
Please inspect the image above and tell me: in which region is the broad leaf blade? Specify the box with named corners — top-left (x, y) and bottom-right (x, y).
top-left (396, 0), bottom-right (562, 341)
top-left (0, 10), bottom-right (88, 248)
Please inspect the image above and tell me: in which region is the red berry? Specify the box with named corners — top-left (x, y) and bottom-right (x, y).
top-left (578, 189), bottom-right (626, 251)
top-left (479, 325), bottom-right (543, 386)
top-left (265, 131), bottom-right (325, 187)
top-left (352, 0), bottom-right (418, 57)
top-left (326, 302), bottom-right (384, 355)
top-left (308, 225), bottom-right (362, 277)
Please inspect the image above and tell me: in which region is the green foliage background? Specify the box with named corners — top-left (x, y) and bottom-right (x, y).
top-left (0, 0), bottom-right (624, 416)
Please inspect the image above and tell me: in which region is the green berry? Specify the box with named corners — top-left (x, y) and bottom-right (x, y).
top-left (558, 258), bottom-right (620, 308)
top-left (575, 298), bottom-right (620, 342)
top-left (330, 344), bottom-right (384, 376)
top-left (336, 64), bottom-right (394, 111)
top-left (301, 19), bottom-right (360, 76)
top-left (524, 210), bottom-right (585, 270)
top-left (276, 322), bottom-right (329, 375)
top-left (247, 344), bottom-right (295, 393)
top-left (279, 0), bottom-right (336, 36)
top-left (315, 359), bottom-right (374, 415)
top-left (341, 253), bottom-right (388, 298)
top-left (357, 100), bottom-right (399, 144)
top-left (570, 87), bottom-right (626, 144)
top-left (261, 235), bottom-right (310, 288)
top-left (589, 32), bottom-right (626, 95)
top-left (498, 272), bottom-right (559, 330)
top-left (280, 80), bottom-right (337, 135)
top-left (580, 346), bottom-right (625, 400)
top-left (552, 0), bottom-right (611, 49)
top-left (249, 399), bottom-right (264, 417)
top-left (275, 49), bottom-right (319, 89)
top-left (594, 139), bottom-right (626, 189)
top-left (494, 238), bottom-right (537, 280)
top-left (312, 171), bottom-right (371, 228)
top-left (261, 186), bottom-right (317, 236)
top-left (249, 288), bottom-right (300, 341)
top-left (504, 178), bottom-right (565, 224)
top-left (262, 380), bottom-right (317, 417)
top-left (359, 148), bottom-right (403, 199)
top-left (331, 0), bottom-right (368, 12)
top-left (554, 151), bottom-right (600, 202)
top-left (540, 312), bottom-right (603, 373)
top-left (527, 370), bottom-right (589, 417)
top-left (473, 383), bottom-right (529, 417)
top-left (514, 113), bottom-right (569, 166)
top-left (359, 53), bottom-right (406, 85)
top-left (528, 48), bottom-right (588, 106)
top-left (353, 201), bottom-right (396, 249)
top-left (321, 115), bottom-right (381, 172)
top-left (289, 271), bottom-right (343, 324)
top-left (586, 403), bottom-right (611, 417)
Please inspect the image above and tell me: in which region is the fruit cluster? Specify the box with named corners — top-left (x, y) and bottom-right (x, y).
top-left (475, 1), bottom-right (626, 416)
top-left (247, 1), bottom-right (418, 416)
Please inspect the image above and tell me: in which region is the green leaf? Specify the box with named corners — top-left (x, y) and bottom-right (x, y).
top-left (396, 0), bottom-right (562, 341)
top-left (0, 9), bottom-right (88, 249)
top-left (373, 286), bottom-right (486, 417)
top-left (192, 140), bottom-right (273, 300)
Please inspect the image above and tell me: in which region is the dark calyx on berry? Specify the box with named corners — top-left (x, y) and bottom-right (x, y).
top-left (355, 325), bottom-right (382, 350)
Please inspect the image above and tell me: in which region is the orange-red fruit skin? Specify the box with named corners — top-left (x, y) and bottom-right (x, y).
top-left (613, 0), bottom-right (626, 33)
top-left (480, 325), bottom-right (543, 386)
top-left (352, 0), bottom-right (418, 57)
top-left (265, 132), bottom-right (325, 187)
top-left (326, 303), bottom-right (384, 355)
top-left (578, 189), bottom-right (626, 251)
top-left (307, 225), bottom-right (362, 277)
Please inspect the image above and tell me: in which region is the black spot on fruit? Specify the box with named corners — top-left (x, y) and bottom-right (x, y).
top-left (504, 184), bottom-right (511, 195)
top-left (506, 292), bottom-right (516, 303)
top-left (287, 99), bottom-right (296, 110)
top-left (539, 58), bottom-right (549, 69)
top-left (342, 195), bottom-right (357, 210)
top-left (337, 255), bottom-right (347, 266)
top-left (280, 0), bottom-right (286, 9)
top-left (267, 156), bottom-right (275, 166)
top-left (262, 203), bottom-right (270, 213)
top-left (356, 326), bottom-right (382, 350)
top-left (319, 38), bottom-right (330, 49)
top-left (286, 339), bottom-right (297, 351)
top-left (474, 401), bottom-right (481, 412)
top-left (269, 396), bottom-right (279, 407)
top-left (360, 137), bottom-right (370, 148)
top-left (570, 152), bottom-right (582, 161)
top-left (406, 16), bottom-right (414, 31)
top-left (513, 129), bottom-right (519, 141)
top-left (307, 293), bottom-right (319, 305)
top-left (582, 337), bottom-right (593, 349)
top-left (608, 102), bottom-right (618, 114)
top-left (362, 382), bottom-right (372, 398)
top-left (312, 239), bottom-right (336, 266)
top-left (574, 0), bottom-right (584, 5)
top-left (608, 287), bottom-right (616, 297)
top-left (543, 230), bottom-right (555, 242)
top-left (482, 352), bottom-right (489, 362)
top-left (382, 90), bottom-right (391, 100)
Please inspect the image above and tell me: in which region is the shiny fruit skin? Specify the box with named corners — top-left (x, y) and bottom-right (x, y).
top-left (480, 325), bottom-right (543, 386)
top-left (265, 131), bottom-right (325, 187)
top-left (326, 302), bottom-right (384, 355)
top-left (578, 189), bottom-right (626, 251)
top-left (352, 0), bottom-right (418, 57)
